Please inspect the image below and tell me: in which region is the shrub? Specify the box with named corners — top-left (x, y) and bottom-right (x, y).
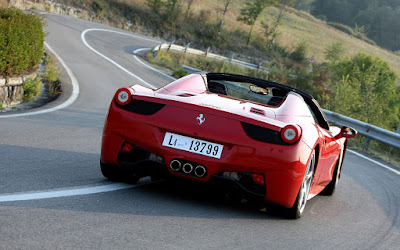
top-left (43, 55), bottom-right (62, 98)
top-left (289, 41), bottom-right (308, 63)
top-left (0, 8), bottom-right (44, 76)
top-left (23, 77), bottom-right (42, 102)
top-left (43, 55), bottom-right (62, 83)
top-left (172, 67), bottom-right (188, 78)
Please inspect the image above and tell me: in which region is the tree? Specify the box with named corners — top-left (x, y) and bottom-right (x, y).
top-left (325, 42), bottom-right (347, 64)
top-left (185, 0), bottom-right (196, 19)
top-left (146, 0), bottom-right (163, 14)
top-left (165, 0), bottom-right (182, 23)
top-left (237, 0), bottom-right (277, 45)
top-left (329, 53), bottom-right (399, 130)
top-left (269, 0), bottom-right (297, 48)
top-left (218, 0), bottom-right (232, 33)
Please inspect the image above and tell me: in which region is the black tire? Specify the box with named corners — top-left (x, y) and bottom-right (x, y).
top-left (100, 161), bottom-right (139, 184)
top-left (287, 150), bottom-right (316, 219)
top-left (100, 161), bottom-right (119, 180)
top-left (321, 150), bottom-right (343, 196)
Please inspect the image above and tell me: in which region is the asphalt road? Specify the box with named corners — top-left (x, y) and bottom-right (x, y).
top-left (0, 13), bottom-right (399, 249)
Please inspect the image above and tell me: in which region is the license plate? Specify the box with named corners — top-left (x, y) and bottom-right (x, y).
top-left (162, 132), bottom-right (223, 159)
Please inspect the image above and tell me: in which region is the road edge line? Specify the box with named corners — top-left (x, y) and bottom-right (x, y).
top-left (0, 42), bottom-right (80, 118)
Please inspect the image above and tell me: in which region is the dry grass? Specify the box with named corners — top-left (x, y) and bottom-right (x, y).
top-left (122, 0), bottom-right (400, 76)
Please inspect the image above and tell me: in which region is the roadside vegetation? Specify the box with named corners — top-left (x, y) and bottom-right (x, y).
top-left (1, 7), bottom-right (61, 104)
top-left (43, 54), bottom-right (63, 99)
top-left (0, 8), bottom-right (44, 76)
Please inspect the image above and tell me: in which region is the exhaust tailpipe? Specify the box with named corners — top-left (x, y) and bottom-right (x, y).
top-left (182, 163), bottom-right (193, 174)
top-left (194, 165), bottom-right (207, 178)
top-left (170, 160), bottom-right (182, 172)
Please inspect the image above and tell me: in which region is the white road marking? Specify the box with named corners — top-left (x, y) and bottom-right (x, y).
top-left (348, 149), bottom-right (400, 176)
top-left (81, 28), bottom-right (158, 89)
top-left (0, 42), bottom-right (80, 118)
top-left (132, 48), bottom-right (176, 80)
top-left (0, 183), bottom-right (134, 202)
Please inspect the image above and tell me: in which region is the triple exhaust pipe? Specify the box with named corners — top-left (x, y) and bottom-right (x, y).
top-left (169, 159), bottom-right (207, 178)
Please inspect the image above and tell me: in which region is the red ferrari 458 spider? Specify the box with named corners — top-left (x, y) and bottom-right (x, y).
top-left (100, 73), bottom-right (357, 218)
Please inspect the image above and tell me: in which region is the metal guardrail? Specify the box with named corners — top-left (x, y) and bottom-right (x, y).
top-left (153, 43), bottom-right (269, 71)
top-left (323, 110), bottom-right (400, 148)
top-left (180, 65), bottom-right (400, 149)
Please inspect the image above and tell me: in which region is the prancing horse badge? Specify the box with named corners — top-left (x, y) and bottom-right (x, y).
top-left (196, 114), bottom-right (205, 125)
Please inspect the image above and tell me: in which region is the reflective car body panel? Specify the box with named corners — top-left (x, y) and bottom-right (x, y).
top-left (101, 73), bottom-right (352, 209)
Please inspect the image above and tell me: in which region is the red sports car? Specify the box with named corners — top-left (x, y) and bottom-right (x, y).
top-left (100, 73), bottom-right (357, 218)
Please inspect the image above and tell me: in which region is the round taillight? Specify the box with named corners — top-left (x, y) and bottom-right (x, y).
top-left (281, 125), bottom-right (301, 144)
top-left (115, 88), bottom-right (132, 105)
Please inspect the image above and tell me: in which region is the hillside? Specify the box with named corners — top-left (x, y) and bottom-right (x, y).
top-left (121, 0), bottom-right (400, 76)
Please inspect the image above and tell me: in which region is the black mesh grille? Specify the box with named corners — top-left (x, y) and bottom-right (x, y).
top-left (241, 122), bottom-right (289, 145)
top-left (116, 99), bottom-right (165, 115)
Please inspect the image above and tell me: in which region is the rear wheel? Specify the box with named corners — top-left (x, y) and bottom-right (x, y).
top-left (287, 150), bottom-right (316, 219)
top-left (100, 161), bottom-right (139, 184)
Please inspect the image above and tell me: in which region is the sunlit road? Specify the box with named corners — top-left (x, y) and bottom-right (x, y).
top-left (0, 13), bottom-right (399, 249)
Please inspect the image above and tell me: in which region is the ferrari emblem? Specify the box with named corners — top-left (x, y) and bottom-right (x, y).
top-left (196, 114), bottom-right (205, 125)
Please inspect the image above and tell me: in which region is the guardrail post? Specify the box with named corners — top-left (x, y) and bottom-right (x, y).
top-left (230, 53), bottom-right (236, 62)
top-left (167, 39), bottom-right (175, 52)
top-left (152, 42), bottom-right (164, 57)
top-left (205, 47), bottom-right (210, 57)
top-left (184, 42), bottom-right (191, 55)
top-left (363, 137), bottom-right (371, 150)
top-left (257, 62), bottom-right (263, 72)
top-left (396, 121), bottom-right (400, 134)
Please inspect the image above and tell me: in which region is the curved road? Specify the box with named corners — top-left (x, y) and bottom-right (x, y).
top-left (0, 13), bottom-right (399, 249)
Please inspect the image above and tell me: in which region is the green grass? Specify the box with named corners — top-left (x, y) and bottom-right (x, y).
top-left (347, 134), bottom-right (400, 169)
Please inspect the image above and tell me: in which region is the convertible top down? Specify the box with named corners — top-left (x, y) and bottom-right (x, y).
top-left (100, 73), bottom-right (357, 218)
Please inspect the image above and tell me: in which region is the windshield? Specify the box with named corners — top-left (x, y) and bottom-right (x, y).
top-left (207, 80), bottom-right (287, 107)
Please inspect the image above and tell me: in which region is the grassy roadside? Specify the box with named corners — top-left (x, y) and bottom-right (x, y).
top-left (347, 135), bottom-right (400, 169)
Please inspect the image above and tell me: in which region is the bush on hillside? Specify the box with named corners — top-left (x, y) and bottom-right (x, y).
top-left (0, 8), bottom-right (44, 76)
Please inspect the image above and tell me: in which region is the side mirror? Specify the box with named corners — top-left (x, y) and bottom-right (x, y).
top-left (335, 126), bottom-right (358, 139)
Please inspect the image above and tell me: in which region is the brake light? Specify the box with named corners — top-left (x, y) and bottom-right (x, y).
top-left (281, 125), bottom-right (301, 144)
top-left (252, 173), bottom-right (265, 185)
top-left (122, 142), bottom-right (134, 152)
top-left (115, 88), bottom-right (133, 105)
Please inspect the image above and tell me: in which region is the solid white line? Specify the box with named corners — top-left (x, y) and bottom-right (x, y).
top-left (0, 42), bottom-right (80, 118)
top-left (0, 183), bottom-right (133, 202)
top-left (132, 48), bottom-right (176, 80)
top-left (81, 28), bottom-right (157, 89)
top-left (348, 149), bottom-right (400, 176)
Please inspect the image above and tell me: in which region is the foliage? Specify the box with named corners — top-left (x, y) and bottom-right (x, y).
top-left (172, 67), bottom-right (188, 78)
top-left (0, 8), bottom-right (44, 76)
top-left (218, 0), bottom-right (232, 33)
top-left (43, 54), bottom-right (62, 98)
top-left (312, 0), bottom-right (400, 51)
top-left (43, 55), bottom-right (62, 83)
top-left (325, 42), bottom-right (346, 64)
top-left (146, 0), bottom-right (163, 14)
top-left (328, 53), bottom-right (400, 130)
top-left (289, 41), bottom-right (308, 63)
top-left (23, 77), bottom-right (42, 102)
top-left (237, 0), bottom-right (277, 45)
